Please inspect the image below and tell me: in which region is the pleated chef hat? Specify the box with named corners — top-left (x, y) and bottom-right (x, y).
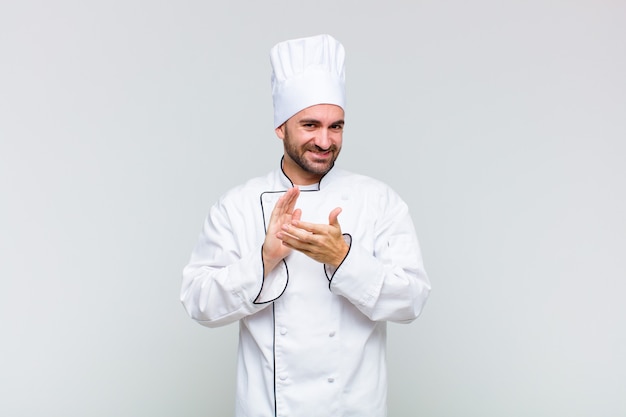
top-left (270, 34), bottom-right (346, 128)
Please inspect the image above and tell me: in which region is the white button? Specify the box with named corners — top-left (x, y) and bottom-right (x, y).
top-left (280, 327), bottom-right (287, 335)
top-left (327, 377), bottom-right (335, 383)
top-left (329, 331), bottom-right (336, 337)
top-left (279, 373), bottom-right (288, 380)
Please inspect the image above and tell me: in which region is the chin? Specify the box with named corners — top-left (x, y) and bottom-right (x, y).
top-left (311, 163), bottom-right (334, 175)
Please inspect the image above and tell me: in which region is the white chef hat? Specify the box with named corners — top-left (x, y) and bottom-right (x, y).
top-left (270, 34), bottom-right (346, 128)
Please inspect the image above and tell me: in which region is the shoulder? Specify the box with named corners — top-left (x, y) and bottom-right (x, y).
top-left (215, 170), bottom-right (278, 207)
top-left (330, 169), bottom-right (415, 230)
top-left (329, 168), bottom-right (403, 201)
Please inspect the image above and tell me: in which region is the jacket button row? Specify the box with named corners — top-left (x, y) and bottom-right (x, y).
top-left (280, 327), bottom-right (287, 335)
top-left (279, 373), bottom-right (288, 381)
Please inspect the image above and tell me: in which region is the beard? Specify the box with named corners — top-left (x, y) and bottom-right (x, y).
top-left (283, 126), bottom-right (341, 177)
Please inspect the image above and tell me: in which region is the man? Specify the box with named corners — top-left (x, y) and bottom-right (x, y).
top-left (181, 34), bottom-right (431, 417)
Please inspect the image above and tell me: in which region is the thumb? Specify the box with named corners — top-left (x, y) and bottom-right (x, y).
top-left (292, 208), bottom-right (302, 222)
top-left (328, 207), bottom-right (342, 227)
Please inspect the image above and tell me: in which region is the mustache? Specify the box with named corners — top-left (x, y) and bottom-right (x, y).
top-left (307, 144), bottom-right (338, 152)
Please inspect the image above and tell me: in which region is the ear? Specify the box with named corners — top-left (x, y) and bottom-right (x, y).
top-left (275, 124), bottom-right (286, 140)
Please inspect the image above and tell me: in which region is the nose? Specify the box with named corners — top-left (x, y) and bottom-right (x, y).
top-left (314, 128), bottom-right (332, 150)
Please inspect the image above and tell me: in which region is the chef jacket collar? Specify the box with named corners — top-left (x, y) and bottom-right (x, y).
top-left (278, 156), bottom-right (338, 191)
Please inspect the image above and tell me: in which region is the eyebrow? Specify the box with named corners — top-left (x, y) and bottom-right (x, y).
top-left (298, 118), bottom-right (345, 126)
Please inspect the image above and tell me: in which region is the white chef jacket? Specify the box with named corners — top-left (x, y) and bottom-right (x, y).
top-left (181, 162), bottom-right (431, 417)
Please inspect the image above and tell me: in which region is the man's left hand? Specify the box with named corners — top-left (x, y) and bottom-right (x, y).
top-left (276, 207), bottom-right (349, 268)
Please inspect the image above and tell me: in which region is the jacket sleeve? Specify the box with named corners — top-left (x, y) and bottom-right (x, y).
top-left (328, 188), bottom-right (431, 323)
top-left (180, 198), bottom-right (288, 328)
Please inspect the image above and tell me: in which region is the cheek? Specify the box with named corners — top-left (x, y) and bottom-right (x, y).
top-left (293, 133), bottom-right (314, 146)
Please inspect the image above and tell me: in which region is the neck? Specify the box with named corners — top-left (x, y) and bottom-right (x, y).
top-left (281, 158), bottom-right (323, 186)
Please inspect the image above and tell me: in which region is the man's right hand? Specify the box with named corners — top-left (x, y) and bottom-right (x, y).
top-left (262, 187), bottom-right (301, 275)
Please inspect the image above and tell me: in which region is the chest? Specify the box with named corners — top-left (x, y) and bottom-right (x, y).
top-left (259, 188), bottom-right (377, 245)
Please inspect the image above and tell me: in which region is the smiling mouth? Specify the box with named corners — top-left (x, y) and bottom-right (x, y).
top-left (308, 147), bottom-right (334, 156)
top-left (308, 151), bottom-right (332, 161)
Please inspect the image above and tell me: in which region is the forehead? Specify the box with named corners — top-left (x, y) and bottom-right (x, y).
top-left (290, 104), bottom-right (344, 122)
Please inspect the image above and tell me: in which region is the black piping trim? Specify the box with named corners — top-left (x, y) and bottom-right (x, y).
top-left (253, 246), bottom-right (289, 305)
top-left (279, 156), bottom-right (296, 188)
top-left (326, 233), bottom-right (353, 289)
top-left (279, 155), bottom-right (334, 191)
top-left (272, 303), bottom-right (277, 417)
top-left (258, 157), bottom-right (337, 416)
top-left (318, 168), bottom-right (331, 189)
top-left (254, 190), bottom-right (292, 305)
top-left (260, 191), bottom-right (289, 230)
top-left (255, 157), bottom-right (327, 305)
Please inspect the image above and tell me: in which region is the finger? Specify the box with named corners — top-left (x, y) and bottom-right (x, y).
top-left (328, 207), bottom-right (342, 226)
top-left (283, 187), bottom-right (300, 213)
top-left (289, 219), bottom-right (321, 234)
top-left (276, 230), bottom-right (305, 247)
top-left (280, 222), bottom-right (312, 240)
top-left (278, 232), bottom-right (312, 254)
top-left (272, 187), bottom-right (299, 217)
top-left (292, 208), bottom-right (302, 222)
top-left (273, 190), bottom-right (290, 214)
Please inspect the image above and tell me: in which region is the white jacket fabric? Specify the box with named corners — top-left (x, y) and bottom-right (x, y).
top-left (181, 163), bottom-right (431, 417)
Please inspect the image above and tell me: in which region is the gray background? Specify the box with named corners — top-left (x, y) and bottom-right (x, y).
top-left (1, 0), bottom-right (624, 416)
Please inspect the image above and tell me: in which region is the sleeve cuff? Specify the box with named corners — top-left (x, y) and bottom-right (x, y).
top-left (254, 246), bottom-right (289, 304)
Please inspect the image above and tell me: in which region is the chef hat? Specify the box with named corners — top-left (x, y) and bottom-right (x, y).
top-left (270, 34), bottom-right (346, 128)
